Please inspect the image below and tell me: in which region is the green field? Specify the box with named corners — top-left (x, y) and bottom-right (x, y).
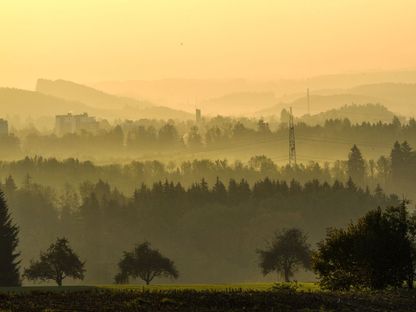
top-left (0, 284), bottom-right (415, 312)
top-left (102, 282), bottom-right (319, 292)
top-left (0, 282), bottom-right (319, 293)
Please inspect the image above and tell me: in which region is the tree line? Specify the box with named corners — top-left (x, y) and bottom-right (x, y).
top-left (1, 187), bottom-right (415, 290)
top-left (3, 115), bottom-right (416, 160)
top-left (1, 140), bottom-right (416, 198)
top-left (0, 175), bottom-right (399, 284)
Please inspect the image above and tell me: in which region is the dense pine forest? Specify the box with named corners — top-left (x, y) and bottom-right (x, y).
top-left (1, 174), bottom-right (398, 284)
top-left (1, 139), bottom-right (416, 197)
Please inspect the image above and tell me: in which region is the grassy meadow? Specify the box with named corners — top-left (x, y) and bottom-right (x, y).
top-left (0, 282), bottom-right (318, 293)
top-left (0, 283), bottom-right (415, 312)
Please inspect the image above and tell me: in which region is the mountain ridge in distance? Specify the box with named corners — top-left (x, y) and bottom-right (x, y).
top-left (91, 69), bottom-right (416, 116)
top-left (0, 79), bottom-right (193, 130)
top-left (296, 103), bottom-right (400, 125)
top-left (36, 79), bottom-right (153, 110)
top-left (257, 83), bottom-right (416, 117)
top-left (200, 92), bottom-right (278, 115)
top-left (35, 79), bottom-right (192, 120)
top-left (0, 87), bottom-right (92, 117)
top-left (256, 93), bottom-right (383, 117)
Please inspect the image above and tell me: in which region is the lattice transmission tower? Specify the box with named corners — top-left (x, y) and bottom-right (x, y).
top-left (288, 107), bottom-right (297, 166)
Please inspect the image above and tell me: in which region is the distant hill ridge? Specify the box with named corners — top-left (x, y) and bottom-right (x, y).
top-left (201, 92), bottom-right (278, 115)
top-left (258, 82), bottom-right (416, 117)
top-left (296, 103), bottom-right (400, 125)
top-left (0, 88), bottom-right (91, 117)
top-left (256, 93), bottom-right (382, 117)
top-left (0, 79), bottom-right (193, 121)
top-left (91, 69), bottom-right (416, 115)
top-left (349, 83), bottom-right (416, 114)
top-left (36, 79), bottom-right (153, 110)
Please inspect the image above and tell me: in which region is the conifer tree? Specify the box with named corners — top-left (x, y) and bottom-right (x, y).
top-left (212, 177), bottom-right (227, 203)
top-left (347, 145), bottom-right (365, 186)
top-left (0, 190), bottom-right (20, 286)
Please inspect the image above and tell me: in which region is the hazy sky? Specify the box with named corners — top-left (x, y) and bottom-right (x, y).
top-left (2, 0), bottom-right (416, 89)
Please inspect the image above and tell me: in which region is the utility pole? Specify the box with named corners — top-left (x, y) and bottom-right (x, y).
top-left (307, 88), bottom-right (310, 115)
top-left (288, 107), bottom-right (297, 166)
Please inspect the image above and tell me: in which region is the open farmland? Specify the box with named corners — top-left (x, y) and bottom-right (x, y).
top-left (0, 284), bottom-right (415, 312)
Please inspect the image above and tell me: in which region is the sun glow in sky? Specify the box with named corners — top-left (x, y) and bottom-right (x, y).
top-left (1, 0), bottom-right (416, 88)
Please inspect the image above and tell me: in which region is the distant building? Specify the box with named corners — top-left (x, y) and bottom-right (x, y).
top-left (55, 113), bottom-right (98, 136)
top-left (0, 119), bottom-right (8, 136)
top-left (196, 109), bottom-right (202, 123)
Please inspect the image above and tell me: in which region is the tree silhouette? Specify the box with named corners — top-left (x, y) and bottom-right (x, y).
top-left (257, 119), bottom-right (271, 135)
top-left (212, 177), bottom-right (227, 203)
top-left (313, 201), bottom-right (416, 290)
top-left (390, 141), bottom-right (414, 190)
top-left (4, 175), bottom-right (17, 196)
top-left (24, 238), bottom-right (85, 286)
top-left (0, 190), bottom-right (20, 286)
top-left (257, 228), bottom-right (311, 282)
top-left (347, 145), bottom-right (365, 186)
top-left (115, 242), bottom-right (178, 285)
top-left (187, 126), bottom-right (202, 149)
top-left (158, 123), bottom-right (179, 147)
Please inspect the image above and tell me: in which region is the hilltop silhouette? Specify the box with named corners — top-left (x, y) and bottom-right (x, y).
top-left (0, 80), bottom-right (193, 124)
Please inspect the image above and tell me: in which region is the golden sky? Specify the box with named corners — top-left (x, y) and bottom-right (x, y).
top-left (1, 0), bottom-right (416, 88)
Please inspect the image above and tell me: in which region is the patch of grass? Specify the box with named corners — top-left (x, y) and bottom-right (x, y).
top-left (0, 286), bottom-right (95, 293)
top-left (0, 287), bottom-right (415, 311)
top-left (0, 282), bottom-right (320, 296)
top-left (100, 282), bottom-right (319, 292)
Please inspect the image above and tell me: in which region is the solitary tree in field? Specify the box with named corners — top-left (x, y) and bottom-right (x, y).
top-left (257, 228), bottom-right (311, 282)
top-left (24, 238), bottom-right (85, 286)
top-left (115, 242), bottom-right (178, 285)
top-left (0, 190), bottom-right (21, 286)
top-left (313, 201), bottom-right (416, 290)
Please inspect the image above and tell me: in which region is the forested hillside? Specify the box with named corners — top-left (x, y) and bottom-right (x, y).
top-left (2, 115), bottom-right (415, 166)
top-left (1, 176), bottom-right (398, 283)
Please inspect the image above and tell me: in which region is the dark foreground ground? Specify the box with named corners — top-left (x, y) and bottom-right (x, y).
top-left (0, 288), bottom-right (415, 312)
